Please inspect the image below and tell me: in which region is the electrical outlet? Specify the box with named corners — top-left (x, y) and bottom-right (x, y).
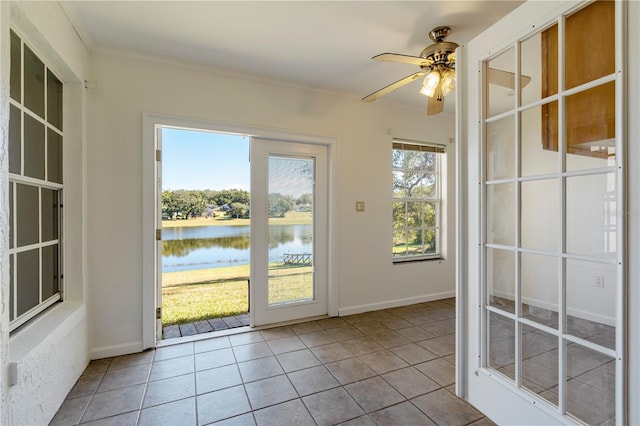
top-left (355, 201), bottom-right (365, 212)
top-left (595, 275), bottom-right (605, 288)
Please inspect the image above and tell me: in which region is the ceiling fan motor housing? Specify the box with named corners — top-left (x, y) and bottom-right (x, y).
top-left (420, 26), bottom-right (458, 71)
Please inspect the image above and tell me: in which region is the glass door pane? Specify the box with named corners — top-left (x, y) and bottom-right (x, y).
top-left (268, 156), bottom-right (314, 306)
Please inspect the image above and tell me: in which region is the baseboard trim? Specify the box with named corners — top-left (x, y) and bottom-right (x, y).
top-left (338, 291), bottom-right (455, 317)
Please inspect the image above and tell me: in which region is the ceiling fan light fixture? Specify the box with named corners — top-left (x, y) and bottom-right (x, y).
top-left (420, 70), bottom-right (441, 97)
top-left (439, 69), bottom-right (456, 97)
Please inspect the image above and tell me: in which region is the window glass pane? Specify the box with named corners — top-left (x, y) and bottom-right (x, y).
top-left (566, 173), bottom-right (616, 258)
top-left (47, 129), bottom-right (63, 184)
top-left (16, 184), bottom-right (39, 247)
top-left (392, 149), bottom-right (405, 169)
top-left (521, 25), bottom-right (558, 106)
top-left (566, 259), bottom-right (616, 351)
top-left (9, 254), bottom-right (14, 321)
top-left (392, 227), bottom-right (407, 258)
top-left (521, 178), bottom-right (559, 252)
top-left (566, 344), bottom-right (615, 424)
top-left (565, 1), bottom-right (614, 90)
top-left (420, 175), bottom-right (437, 198)
top-left (521, 253), bottom-right (558, 329)
top-left (487, 46), bottom-right (516, 117)
top-left (42, 244), bottom-right (59, 300)
top-left (9, 184), bottom-right (14, 249)
top-left (566, 82), bottom-right (616, 171)
top-left (423, 202), bottom-right (436, 227)
top-left (407, 201), bottom-right (421, 227)
top-left (24, 113), bottom-right (45, 180)
top-left (47, 70), bottom-right (63, 130)
top-left (486, 115), bottom-right (515, 180)
top-left (23, 44), bottom-right (45, 118)
top-left (486, 183), bottom-right (515, 246)
top-left (487, 248), bottom-right (515, 314)
top-left (521, 103), bottom-right (558, 176)
top-left (41, 189), bottom-right (59, 242)
top-left (392, 171), bottom-right (406, 197)
top-left (17, 249), bottom-right (39, 317)
top-left (10, 30), bottom-right (21, 102)
top-left (487, 311), bottom-right (515, 380)
top-left (424, 229), bottom-right (437, 254)
top-left (9, 105), bottom-right (21, 175)
top-left (521, 325), bottom-right (558, 404)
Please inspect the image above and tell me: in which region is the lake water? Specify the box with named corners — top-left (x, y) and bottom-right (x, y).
top-left (162, 224), bottom-right (312, 272)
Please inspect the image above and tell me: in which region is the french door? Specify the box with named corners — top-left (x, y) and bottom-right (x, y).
top-left (250, 138), bottom-right (328, 326)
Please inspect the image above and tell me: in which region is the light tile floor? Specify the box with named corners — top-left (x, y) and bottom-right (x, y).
top-left (51, 298), bottom-right (494, 425)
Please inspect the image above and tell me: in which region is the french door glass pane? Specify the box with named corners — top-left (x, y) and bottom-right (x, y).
top-left (487, 47), bottom-right (516, 118)
top-left (486, 115), bottom-right (515, 181)
top-left (566, 173), bottom-right (616, 258)
top-left (487, 248), bottom-right (515, 314)
top-left (486, 183), bottom-right (515, 246)
top-left (565, 1), bottom-right (614, 90)
top-left (9, 254), bottom-right (14, 321)
top-left (521, 103), bottom-right (558, 177)
top-left (566, 343), bottom-right (615, 424)
top-left (521, 325), bottom-right (558, 404)
top-left (487, 311), bottom-right (515, 380)
top-left (521, 253), bottom-right (558, 329)
top-left (565, 82), bottom-right (616, 171)
top-left (521, 27), bottom-right (558, 106)
top-left (268, 156), bottom-right (314, 306)
top-left (566, 258), bottom-right (616, 350)
top-left (520, 178), bottom-right (559, 252)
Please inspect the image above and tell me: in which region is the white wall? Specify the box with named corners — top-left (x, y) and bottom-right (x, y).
top-left (87, 51), bottom-right (456, 357)
top-left (0, 2), bottom-right (90, 424)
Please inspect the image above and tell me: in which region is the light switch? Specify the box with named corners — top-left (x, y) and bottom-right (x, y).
top-left (355, 201), bottom-right (365, 212)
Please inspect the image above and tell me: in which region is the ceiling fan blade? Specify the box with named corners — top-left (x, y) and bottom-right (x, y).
top-left (488, 68), bottom-right (532, 89)
top-left (362, 71), bottom-right (426, 102)
top-left (372, 53), bottom-right (429, 66)
top-left (427, 95), bottom-right (445, 115)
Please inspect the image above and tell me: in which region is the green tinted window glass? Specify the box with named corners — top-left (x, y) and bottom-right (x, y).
top-left (9, 105), bottom-right (21, 174)
top-left (47, 70), bottom-right (63, 130)
top-left (10, 30), bottom-right (21, 101)
top-left (23, 44), bottom-right (45, 118)
top-left (17, 249), bottom-right (40, 316)
top-left (24, 114), bottom-right (45, 180)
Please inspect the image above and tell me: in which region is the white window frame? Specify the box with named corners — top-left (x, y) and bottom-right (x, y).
top-left (392, 139), bottom-right (445, 262)
top-left (8, 28), bottom-right (64, 332)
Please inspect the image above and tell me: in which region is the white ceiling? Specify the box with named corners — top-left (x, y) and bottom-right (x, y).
top-left (60, 1), bottom-right (523, 111)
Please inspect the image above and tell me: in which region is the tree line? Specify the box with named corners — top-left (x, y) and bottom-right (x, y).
top-left (162, 188), bottom-right (312, 220)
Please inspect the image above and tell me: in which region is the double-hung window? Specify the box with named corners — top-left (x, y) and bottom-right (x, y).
top-left (8, 29), bottom-right (64, 331)
top-left (392, 139), bottom-right (444, 261)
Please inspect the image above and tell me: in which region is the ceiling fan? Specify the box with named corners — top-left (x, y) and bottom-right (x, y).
top-left (362, 26), bottom-right (531, 115)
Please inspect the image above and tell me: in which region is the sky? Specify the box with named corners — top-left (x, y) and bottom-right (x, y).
top-left (162, 127), bottom-right (249, 191)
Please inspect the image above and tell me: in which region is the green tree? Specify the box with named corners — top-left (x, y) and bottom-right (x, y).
top-left (228, 202), bottom-right (250, 219)
top-left (296, 193), bottom-right (313, 206)
top-left (268, 193), bottom-right (294, 218)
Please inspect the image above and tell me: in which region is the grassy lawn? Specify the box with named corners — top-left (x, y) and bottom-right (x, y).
top-left (162, 263), bottom-right (313, 326)
top-left (162, 210), bottom-right (312, 228)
